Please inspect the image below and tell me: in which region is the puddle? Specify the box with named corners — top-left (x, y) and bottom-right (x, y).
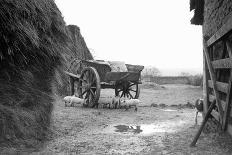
top-left (114, 124), bottom-right (165, 134)
top-left (104, 120), bottom-right (186, 135)
top-left (161, 109), bottom-right (177, 112)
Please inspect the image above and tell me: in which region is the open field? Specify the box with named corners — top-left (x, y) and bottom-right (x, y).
top-left (3, 84), bottom-right (232, 154)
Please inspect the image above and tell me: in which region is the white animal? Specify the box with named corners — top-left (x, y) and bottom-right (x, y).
top-left (110, 96), bottom-right (121, 109)
top-left (120, 98), bottom-right (141, 111)
top-left (98, 97), bottom-right (112, 108)
top-left (63, 95), bottom-right (74, 106)
top-left (195, 98), bottom-right (204, 125)
top-left (63, 95), bottom-right (86, 107)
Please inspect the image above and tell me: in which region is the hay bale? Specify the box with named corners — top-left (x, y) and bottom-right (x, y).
top-left (0, 0), bottom-right (68, 148)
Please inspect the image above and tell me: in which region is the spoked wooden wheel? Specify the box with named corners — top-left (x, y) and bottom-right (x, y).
top-left (115, 81), bottom-right (140, 99)
top-left (79, 67), bottom-right (101, 108)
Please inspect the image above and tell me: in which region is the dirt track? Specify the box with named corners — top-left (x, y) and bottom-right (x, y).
top-left (30, 84), bottom-right (232, 154)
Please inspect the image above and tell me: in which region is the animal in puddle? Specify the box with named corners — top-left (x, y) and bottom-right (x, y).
top-left (63, 95), bottom-right (86, 107)
top-left (194, 98), bottom-right (204, 125)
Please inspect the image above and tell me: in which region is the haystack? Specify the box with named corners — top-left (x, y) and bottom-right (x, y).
top-left (65, 25), bottom-right (93, 73)
top-left (190, 0), bottom-right (204, 25)
top-left (0, 0), bottom-right (68, 148)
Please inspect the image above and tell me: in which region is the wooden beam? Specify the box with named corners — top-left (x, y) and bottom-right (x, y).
top-left (211, 58), bottom-right (232, 69)
top-left (208, 80), bottom-right (228, 93)
top-left (209, 94), bottom-right (226, 110)
top-left (211, 109), bottom-right (220, 122)
top-left (203, 52), bottom-right (210, 116)
top-left (207, 13), bottom-right (232, 46)
top-left (70, 77), bottom-right (74, 96)
top-left (203, 40), bottom-right (224, 124)
top-left (64, 71), bottom-right (80, 79)
top-left (190, 100), bottom-right (216, 147)
top-left (227, 124), bottom-right (232, 136)
top-left (222, 42), bottom-right (232, 131)
top-left (222, 80), bottom-right (232, 131)
top-left (226, 41), bottom-right (232, 57)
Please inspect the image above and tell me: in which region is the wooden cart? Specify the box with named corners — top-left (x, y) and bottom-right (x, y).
top-left (65, 59), bottom-right (144, 108)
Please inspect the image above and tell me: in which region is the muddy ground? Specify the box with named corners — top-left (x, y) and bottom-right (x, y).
top-left (4, 84), bottom-right (232, 154)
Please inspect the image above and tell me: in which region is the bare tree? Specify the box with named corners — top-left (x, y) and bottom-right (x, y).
top-left (142, 66), bottom-right (161, 78)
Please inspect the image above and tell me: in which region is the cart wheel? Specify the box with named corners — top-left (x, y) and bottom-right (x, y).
top-left (115, 81), bottom-right (140, 99)
top-left (79, 67), bottom-right (101, 108)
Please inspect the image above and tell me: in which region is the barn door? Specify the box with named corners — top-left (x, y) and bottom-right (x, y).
top-left (204, 29), bottom-right (232, 132)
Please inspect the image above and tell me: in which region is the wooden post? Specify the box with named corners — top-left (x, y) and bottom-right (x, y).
top-left (203, 49), bottom-right (209, 117)
top-left (203, 40), bottom-right (224, 124)
top-left (222, 41), bottom-right (232, 131)
top-left (190, 100), bottom-right (216, 147)
top-left (70, 77), bottom-right (74, 96)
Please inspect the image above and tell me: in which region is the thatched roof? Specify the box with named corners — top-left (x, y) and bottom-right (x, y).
top-left (190, 0), bottom-right (204, 25)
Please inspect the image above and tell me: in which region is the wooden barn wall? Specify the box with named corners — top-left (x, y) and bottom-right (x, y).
top-left (203, 0), bottom-right (232, 134)
top-left (203, 0), bottom-right (232, 40)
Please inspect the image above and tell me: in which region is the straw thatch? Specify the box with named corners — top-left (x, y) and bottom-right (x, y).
top-left (190, 0), bottom-right (204, 25)
top-left (0, 0), bottom-right (68, 148)
top-left (66, 25), bottom-right (93, 70)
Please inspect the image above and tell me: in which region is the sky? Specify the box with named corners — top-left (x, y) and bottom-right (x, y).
top-left (55, 0), bottom-right (203, 76)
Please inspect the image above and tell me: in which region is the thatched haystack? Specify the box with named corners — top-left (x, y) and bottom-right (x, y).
top-left (52, 25), bottom-right (93, 96)
top-left (65, 25), bottom-right (93, 73)
top-left (0, 0), bottom-right (68, 147)
top-left (66, 25), bottom-right (93, 61)
top-left (190, 0), bottom-right (204, 25)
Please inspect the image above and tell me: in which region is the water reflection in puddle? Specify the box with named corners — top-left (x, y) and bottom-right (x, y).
top-left (162, 109), bottom-right (177, 112)
top-left (104, 120), bottom-right (185, 135)
top-left (114, 124), bottom-right (165, 135)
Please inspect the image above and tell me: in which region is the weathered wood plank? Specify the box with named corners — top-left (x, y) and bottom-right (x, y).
top-left (227, 124), bottom-right (232, 136)
top-left (207, 13), bottom-right (232, 46)
top-left (204, 41), bottom-right (224, 123)
top-left (65, 71), bottom-right (80, 79)
top-left (209, 94), bottom-right (226, 110)
top-left (222, 80), bottom-right (232, 131)
top-left (211, 109), bottom-right (220, 122)
top-left (211, 58), bottom-right (232, 69)
top-left (208, 80), bottom-right (228, 93)
top-left (70, 77), bottom-right (74, 96)
top-left (105, 72), bottom-right (140, 82)
top-left (226, 41), bottom-right (232, 57)
top-left (203, 53), bottom-right (210, 116)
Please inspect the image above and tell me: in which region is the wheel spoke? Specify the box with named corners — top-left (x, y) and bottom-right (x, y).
top-left (85, 91), bottom-right (90, 99)
top-left (90, 79), bottom-right (96, 86)
top-left (120, 92), bottom-right (124, 97)
top-left (129, 83), bottom-right (136, 88)
top-left (128, 92), bottom-right (134, 98)
top-left (90, 89), bottom-right (95, 96)
top-left (128, 89), bottom-right (137, 92)
top-left (81, 89), bottom-right (88, 96)
top-left (80, 78), bottom-right (88, 83)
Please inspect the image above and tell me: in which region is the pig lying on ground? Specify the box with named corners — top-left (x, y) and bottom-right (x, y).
top-left (63, 95), bottom-right (86, 107)
top-left (120, 98), bottom-right (141, 111)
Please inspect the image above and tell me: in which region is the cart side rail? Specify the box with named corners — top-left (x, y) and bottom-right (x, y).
top-left (125, 64), bottom-right (144, 73)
